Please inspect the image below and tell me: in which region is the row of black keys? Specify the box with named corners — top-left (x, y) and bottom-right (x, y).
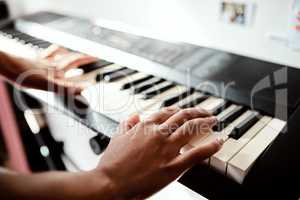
top-left (0, 28), bottom-right (52, 48)
top-left (0, 28), bottom-right (180, 99)
top-left (1, 28), bottom-right (260, 140)
top-left (91, 65), bottom-right (260, 140)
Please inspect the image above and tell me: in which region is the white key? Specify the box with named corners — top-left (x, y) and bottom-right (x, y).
top-left (95, 64), bottom-right (124, 77)
top-left (227, 118), bottom-right (286, 183)
top-left (197, 97), bottom-right (226, 112)
top-left (175, 92), bottom-right (205, 107)
top-left (105, 72), bottom-right (150, 90)
top-left (81, 64), bottom-right (129, 83)
top-left (140, 85), bottom-right (187, 120)
top-left (123, 85), bottom-right (185, 121)
top-left (117, 73), bottom-right (152, 89)
top-left (204, 98), bottom-right (226, 112)
top-left (136, 81), bottom-right (174, 98)
top-left (180, 97), bottom-right (227, 150)
top-left (0, 35), bottom-right (38, 59)
top-left (82, 73), bottom-right (153, 122)
top-left (188, 110), bottom-right (254, 168)
top-left (210, 116), bottom-right (272, 174)
top-left (82, 83), bottom-right (146, 122)
top-left (189, 110), bottom-right (252, 149)
top-left (216, 104), bottom-right (239, 121)
top-left (83, 73), bottom-right (186, 122)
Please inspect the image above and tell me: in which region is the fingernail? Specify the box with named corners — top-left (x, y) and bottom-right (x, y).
top-left (165, 106), bottom-right (180, 112)
top-left (169, 106), bottom-right (180, 110)
top-left (130, 113), bottom-right (140, 119)
top-left (208, 116), bottom-right (218, 124)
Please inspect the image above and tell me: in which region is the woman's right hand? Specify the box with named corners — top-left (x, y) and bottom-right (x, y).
top-left (95, 107), bottom-right (222, 199)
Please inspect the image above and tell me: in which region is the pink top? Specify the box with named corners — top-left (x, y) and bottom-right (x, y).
top-left (0, 80), bottom-right (30, 173)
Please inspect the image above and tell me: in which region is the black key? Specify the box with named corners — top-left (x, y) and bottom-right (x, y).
top-left (132, 78), bottom-right (165, 94)
top-left (16, 34), bottom-right (35, 42)
top-left (23, 38), bottom-right (39, 45)
top-left (161, 89), bottom-right (195, 107)
top-left (104, 68), bottom-right (137, 82)
top-left (29, 39), bottom-right (47, 45)
top-left (213, 106), bottom-right (246, 132)
top-left (16, 35), bottom-right (38, 44)
top-left (17, 33), bottom-right (34, 39)
top-left (95, 67), bottom-right (127, 82)
top-left (141, 82), bottom-right (175, 99)
top-left (2, 29), bottom-right (23, 37)
top-left (211, 101), bottom-right (229, 115)
top-left (18, 35), bottom-right (48, 46)
top-left (180, 94), bottom-right (209, 108)
top-left (121, 75), bottom-right (153, 90)
top-left (36, 42), bottom-right (51, 48)
top-left (13, 31), bottom-right (37, 40)
top-left (80, 60), bottom-right (113, 73)
top-left (1, 29), bottom-right (51, 48)
top-left (229, 112), bottom-right (260, 140)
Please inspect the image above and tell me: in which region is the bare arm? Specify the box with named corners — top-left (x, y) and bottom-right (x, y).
top-left (0, 169), bottom-right (116, 200)
top-left (0, 108), bottom-right (222, 200)
top-left (0, 51), bottom-right (51, 91)
top-left (0, 46), bottom-right (223, 199)
top-left (0, 48), bottom-right (96, 95)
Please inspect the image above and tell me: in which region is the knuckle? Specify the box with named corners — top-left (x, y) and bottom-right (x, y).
top-left (185, 119), bottom-right (196, 128)
top-left (179, 109), bottom-right (192, 119)
top-left (135, 121), bottom-right (149, 132)
top-left (187, 118), bottom-right (203, 126)
top-left (194, 118), bottom-right (206, 126)
top-left (163, 162), bottom-right (177, 172)
top-left (142, 119), bottom-right (155, 126)
top-left (153, 131), bottom-right (167, 141)
top-left (182, 120), bottom-right (197, 134)
top-left (163, 106), bottom-right (180, 113)
top-left (144, 118), bottom-right (156, 125)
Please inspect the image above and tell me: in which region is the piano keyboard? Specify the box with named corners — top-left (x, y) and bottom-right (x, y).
top-left (0, 28), bottom-right (287, 184)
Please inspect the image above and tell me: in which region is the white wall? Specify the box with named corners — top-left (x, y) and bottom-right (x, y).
top-left (6, 0), bottom-right (300, 68)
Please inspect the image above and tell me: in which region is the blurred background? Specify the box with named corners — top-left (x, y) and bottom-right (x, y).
top-left (6, 0), bottom-right (299, 68)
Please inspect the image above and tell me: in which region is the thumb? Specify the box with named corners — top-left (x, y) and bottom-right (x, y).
top-left (174, 138), bottom-right (224, 170)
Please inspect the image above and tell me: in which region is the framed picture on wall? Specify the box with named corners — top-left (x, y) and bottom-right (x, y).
top-left (220, 0), bottom-right (256, 26)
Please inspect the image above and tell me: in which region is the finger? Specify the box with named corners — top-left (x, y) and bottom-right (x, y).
top-left (160, 107), bottom-right (212, 131)
top-left (62, 56), bottom-right (97, 72)
top-left (39, 44), bottom-right (69, 59)
top-left (145, 106), bottom-right (180, 124)
top-left (173, 138), bottom-right (224, 170)
top-left (169, 116), bottom-right (217, 146)
top-left (119, 114), bottom-right (140, 133)
top-left (54, 53), bottom-right (97, 71)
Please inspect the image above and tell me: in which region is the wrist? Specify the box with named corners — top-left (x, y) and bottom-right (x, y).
top-left (86, 169), bottom-right (120, 200)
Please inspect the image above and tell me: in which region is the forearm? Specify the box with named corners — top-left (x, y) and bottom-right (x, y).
top-left (0, 51), bottom-right (52, 91)
top-left (0, 51), bottom-right (25, 82)
top-left (0, 169), bottom-right (117, 200)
